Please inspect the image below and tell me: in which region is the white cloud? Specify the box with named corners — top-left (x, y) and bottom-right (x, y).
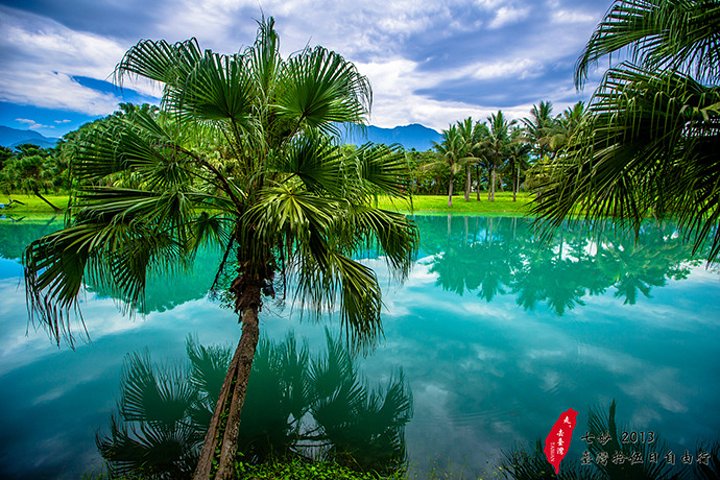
top-left (0, 6), bottom-right (126, 114)
top-left (551, 9), bottom-right (596, 24)
top-left (355, 56), bottom-right (554, 130)
top-left (15, 118), bottom-right (50, 130)
top-left (472, 58), bottom-right (541, 80)
top-left (0, 0), bottom-right (607, 129)
top-left (488, 6), bottom-right (531, 29)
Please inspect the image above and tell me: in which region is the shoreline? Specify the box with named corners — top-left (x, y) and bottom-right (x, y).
top-left (2, 193), bottom-right (534, 217)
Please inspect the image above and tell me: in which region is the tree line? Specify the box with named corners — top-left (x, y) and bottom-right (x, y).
top-left (405, 100), bottom-right (585, 204)
top-left (1, 98), bottom-right (581, 212)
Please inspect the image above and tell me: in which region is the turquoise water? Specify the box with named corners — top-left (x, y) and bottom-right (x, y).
top-left (0, 215), bottom-right (719, 478)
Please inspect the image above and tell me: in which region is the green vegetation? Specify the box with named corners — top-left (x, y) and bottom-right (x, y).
top-left (22, 17), bottom-right (418, 480)
top-left (531, 0), bottom-right (720, 263)
top-left (234, 459), bottom-right (405, 480)
top-left (379, 193), bottom-right (532, 215)
top-left (3, 192), bottom-right (532, 216)
top-left (0, 144), bottom-right (69, 211)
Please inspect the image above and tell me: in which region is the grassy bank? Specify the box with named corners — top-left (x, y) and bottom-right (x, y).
top-left (379, 192), bottom-right (532, 215)
top-left (2, 192), bottom-right (534, 217)
top-left (1, 194), bottom-right (69, 217)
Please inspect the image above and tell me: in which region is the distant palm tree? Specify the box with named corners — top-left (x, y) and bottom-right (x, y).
top-left (455, 117), bottom-right (489, 202)
top-left (23, 18), bottom-right (418, 480)
top-left (484, 111), bottom-right (515, 202)
top-left (506, 126), bottom-right (532, 202)
top-left (433, 124), bottom-right (467, 206)
top-left (532, 0), bottom-right (720, 262)
top-left (521, 100), bottom-right (559, 160)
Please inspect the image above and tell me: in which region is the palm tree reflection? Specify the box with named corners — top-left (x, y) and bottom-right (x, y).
top-left (98, 332), bottom-right (411, 479)
top-left (420, 216), bottom-right (706, 316)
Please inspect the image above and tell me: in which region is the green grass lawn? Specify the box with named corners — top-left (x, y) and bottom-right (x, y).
top-left (1, 194), bottom-right (69, 218)
top-left (378, 192), bottom-right (533, 215)
top-left (2, 192), bottom-right (534, 217)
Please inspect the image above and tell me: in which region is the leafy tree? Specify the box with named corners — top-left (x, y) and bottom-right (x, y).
top-left (406, 149), bottom-right (446, 195)
top-left (532, 0), bottom-right (720, 262)
top-left (23, 18), bottom-right (418, 480)
top-left (0, 146), bottom-right (12, 170)
top-left (0, 144), bottom-right (64, 211)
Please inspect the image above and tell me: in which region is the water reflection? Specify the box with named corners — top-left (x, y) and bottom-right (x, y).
top-left (98, 332), bottom-right (411, 479)
top-left (0, 215), bottom-right (718, 479)
top-left (2, 216), bottom-right (706, 319)
top-left (415, 216), bottom-right (705, 315)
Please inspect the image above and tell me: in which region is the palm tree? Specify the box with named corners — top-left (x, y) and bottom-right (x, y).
top-left (484, 111), bottom-right (514, 202)
top-left (433, 124), bottom-right (466, 207)
top-left (506, 126), bottom-right (532, 202)
top-left (532, 0), bottom-right (720, 262)
top-left (521, 100), bottom-right (559, 161)
top-left (23, 18), bottom-right (418, 480)
top-left (455, 117), bottom-right (488, 202)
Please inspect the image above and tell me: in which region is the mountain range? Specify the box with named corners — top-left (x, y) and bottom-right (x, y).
top-left (341, 123), bottom-right (440, 151)
top-left (0, 126), bottom-right (59, 149)
top-left (0, 123), bottom-right (441, 151)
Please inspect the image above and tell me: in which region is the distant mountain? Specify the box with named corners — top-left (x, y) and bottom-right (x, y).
top-left (342, 123), bottom-right (441, 151)
top-left (0, 126), bottom-right (59, 149)
top-left (1, 123), bottom-right (441, 151)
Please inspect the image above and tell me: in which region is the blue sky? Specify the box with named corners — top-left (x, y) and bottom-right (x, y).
top-left (0, 0), bottom-right (611, 138)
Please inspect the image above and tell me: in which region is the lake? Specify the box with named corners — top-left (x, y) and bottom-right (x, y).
top-left (1, 215), bottom-right (719, 479)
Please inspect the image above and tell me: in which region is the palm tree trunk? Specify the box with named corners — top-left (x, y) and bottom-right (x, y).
top-left (193, 283), bottom-right (261, 480)
top-left (33, 190), bottom-right (62, 212)
top-left (447, 174), bottom-right (454, 207)
top-left (475, 165), bottom-right (481, 202)
top-left (489, 167), bottom-right (496, 202)
top-left (464, 166), bottom-right (471, 202)
top-left (513, 164), bottom-right (519, 202)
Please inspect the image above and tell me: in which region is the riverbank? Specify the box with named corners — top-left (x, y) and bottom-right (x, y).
top-left (2, 193), bottom-right (533, 217)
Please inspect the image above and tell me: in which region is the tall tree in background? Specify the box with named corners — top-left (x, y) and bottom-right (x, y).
top-left (521, 100), bottom-right (559, 160)
top-left (550, 101), bottom-right (586, 153)
top-left (0, 144), bottom-right (65, 211)
top-left (532, 0), bottom-right (720, 262)
top-left (456, 117), bottom-right (489, 202)
top-left (506, 126), bottom-right (532, 202)
top-left (433, 124), bottom-right (466, 207)
top-left (485, 111), bottom-right (514, 202)
top-left (22, 18), bottom-right (418, 480)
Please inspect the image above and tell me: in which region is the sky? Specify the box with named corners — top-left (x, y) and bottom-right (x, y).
top-left (0, 0), bottom-right (612, 138)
